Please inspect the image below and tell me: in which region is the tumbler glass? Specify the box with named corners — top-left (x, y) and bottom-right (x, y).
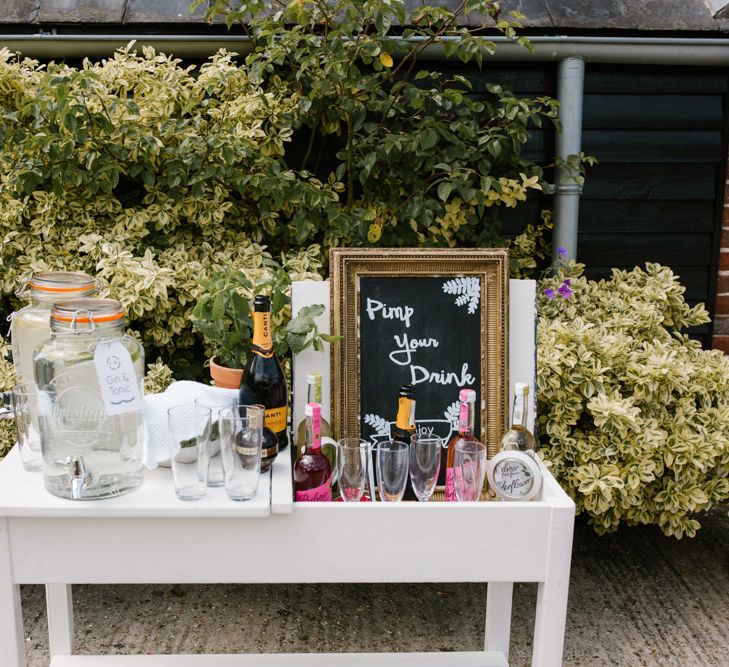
top-left (336, 438), bottom-right (370, 502)
top-left (194, 394), bottom-right (235, 488)
top-left (409, 434), bottom-right (442, 502)
top-left (167, 404), bottom-right (211, 501)
top-left (376, 440), bottom-right (410, 502)
top-left (11, 384), bottom-right (43, 472)
top-left (219, 405), bottom-right (263, 501)
top-left (453, 440), bottom-right (487, 502)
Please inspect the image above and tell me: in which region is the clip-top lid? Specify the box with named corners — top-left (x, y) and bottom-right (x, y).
top-left (20, 271), bottom-right (97, 299)
top-left (50, 298), bottom-right (126, 332)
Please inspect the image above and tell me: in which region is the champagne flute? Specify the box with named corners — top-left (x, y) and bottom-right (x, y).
top-left (376, 440), bottom-right (410, 502)
top-left (409, 434), bottom-right (442, 502)
top-left (336, 438), bottom-right (370, 502)
top-left (453, 440), bottom-right (486, 502)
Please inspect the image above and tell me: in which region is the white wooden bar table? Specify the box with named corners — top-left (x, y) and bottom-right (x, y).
top-left (0, 445), bottom-right (271, 667)
top-left (0, 439), bottom-right (574, 667)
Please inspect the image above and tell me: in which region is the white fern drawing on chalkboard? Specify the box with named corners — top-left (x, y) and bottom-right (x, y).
top-left (444, 401), bottom-right (460, 431)
top-left (442, 277), bottom-right (480, 314)
top-left (364, 413), bottom-right (391, 437)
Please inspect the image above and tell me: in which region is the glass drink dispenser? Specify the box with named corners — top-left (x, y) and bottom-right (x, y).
top-left (33, 299), bottom-right (145, 500)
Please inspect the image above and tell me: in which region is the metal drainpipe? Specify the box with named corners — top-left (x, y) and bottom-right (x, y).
top-left (552, 57), bottom-right (585, 264)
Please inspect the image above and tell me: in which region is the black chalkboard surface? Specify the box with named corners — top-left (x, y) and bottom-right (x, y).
top-left (330, 247), bottom-right (509, 465)
top-left (359, 276), bottom-right (483, 483)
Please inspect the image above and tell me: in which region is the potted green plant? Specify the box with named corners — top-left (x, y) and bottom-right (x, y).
top-left (191, 263), bottom-right (335, 388)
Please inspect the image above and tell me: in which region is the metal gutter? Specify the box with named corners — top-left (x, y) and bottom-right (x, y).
top-left (552, 57), bottom-right (585, 264)
top-left (0, 33), bottom-right (728, 63)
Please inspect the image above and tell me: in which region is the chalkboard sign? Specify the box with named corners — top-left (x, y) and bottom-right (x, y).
top-left (330, 248), bottom-right (509, 459)
top-left (359, 276), bottom-right (482, 449)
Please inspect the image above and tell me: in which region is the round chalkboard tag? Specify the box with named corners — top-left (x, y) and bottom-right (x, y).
top-left (487, 451), bottom-right (542, 502)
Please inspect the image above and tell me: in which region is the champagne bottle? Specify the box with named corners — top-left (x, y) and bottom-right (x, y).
top-left (392, 384), bottom-right (416, 443)
top-left (500, 383), bottom-right (537, 452)
top-left (238, 295), bottom-right (288, 472)
top-left (293, 402), bottom-right (332, 501)
top-left (392, 384), bottom-right (416, 500)
top-left (295, 372), bottom-right (332, 462)
top-left (444, 388), bottom-right (481, 501)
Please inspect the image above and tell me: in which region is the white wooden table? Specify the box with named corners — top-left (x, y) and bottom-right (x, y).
top-left (0, 442), bottom-right (574, 667)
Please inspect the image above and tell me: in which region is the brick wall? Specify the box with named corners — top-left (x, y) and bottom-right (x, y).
top-left (713, 150), bottom-right (729, 353)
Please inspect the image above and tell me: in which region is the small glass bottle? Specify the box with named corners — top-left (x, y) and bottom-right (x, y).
top-left (500, 383), bottom-right (537, 452)
top-left (445, 388), bottom-right (481, 501)
top-left (293, 402), bottom-right (332, 501)
top-left (34, 298), bottom-right (145, 500)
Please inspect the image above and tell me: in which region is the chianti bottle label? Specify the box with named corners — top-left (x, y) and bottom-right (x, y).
top-left (264, 406), bottom-right (287, 433)
top-left (295, 482), bottom-right (332, 502)
top-left (252, 311), bottom-right (274, 357)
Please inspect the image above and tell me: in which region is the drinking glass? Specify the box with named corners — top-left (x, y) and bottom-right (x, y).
top-left (167, 404), bottom-right (211, 501)
top-left (336, 438), bottom-right (370, 502)
top-left (453, 440), bottom-right (487, 502)
top-left (194, 394), bottom-right (235, 487)
top-left (409, 434), bottom-right (442, 502)
top-left (219, 405), bottom-right (263, 501)
top-left (376, 440), bottom-right (410, 502)
top-left (10, 384), bottom-right (43, 472)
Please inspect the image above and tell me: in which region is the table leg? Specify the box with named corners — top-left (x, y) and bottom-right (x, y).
top-left (46, 584), bottom-right (74, 656)
top-left (0, 518), bottom-right (26, 667)
top-left (531, 506), bottom-right (574, 667)
top-left (485, 581), bottom-right (513, 660)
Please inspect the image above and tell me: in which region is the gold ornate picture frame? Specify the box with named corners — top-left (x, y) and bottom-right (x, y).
top-left (330, 248), bottom-right (509, 457)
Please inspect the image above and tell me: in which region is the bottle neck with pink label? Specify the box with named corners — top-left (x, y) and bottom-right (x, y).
top-left (458, 388), bottom-right (476, 436)
top-left (305, 402), bottom-right (321, 453)
top-left (445, 388), bottom-right (478, 502)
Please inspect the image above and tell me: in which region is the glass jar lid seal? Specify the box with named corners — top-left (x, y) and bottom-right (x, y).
top-left (25, 271), bottom-right (97, 296)
top-left (51, 298), bottom-right (126, 331)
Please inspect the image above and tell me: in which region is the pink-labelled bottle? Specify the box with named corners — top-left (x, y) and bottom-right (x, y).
top-left (293, 402), bottom-right (332, 501)
top-left (445, 388), bottom-right (481, 501)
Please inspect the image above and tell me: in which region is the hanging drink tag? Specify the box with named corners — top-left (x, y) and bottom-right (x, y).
top-left (94, 340), bottom-right (143, 416)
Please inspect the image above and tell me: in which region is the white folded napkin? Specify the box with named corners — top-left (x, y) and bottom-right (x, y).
top-left (143, 381), bottom-right (238, 469)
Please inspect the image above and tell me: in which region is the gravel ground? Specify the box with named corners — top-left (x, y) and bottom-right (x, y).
top-left (19, 508), bottom-right (729, 666)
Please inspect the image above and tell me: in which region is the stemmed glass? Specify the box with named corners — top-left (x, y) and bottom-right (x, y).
top-left (453, 440), bottom-right (487, 502)
top-left (376, 440), bottom-right (410, 502)
top-left (336, 438), bottom-right (370, 502)
top-left (409, 434), bottom-right (442, 502)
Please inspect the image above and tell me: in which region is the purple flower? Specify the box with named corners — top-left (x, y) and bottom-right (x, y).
top-left (543, 287), bottom-right (555, 300)
top-left (557, 279), bottom-right (572, 299)
top-left (557, 246), bottom-right (567, 257)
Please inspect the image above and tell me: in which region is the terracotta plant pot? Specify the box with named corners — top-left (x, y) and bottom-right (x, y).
top-left (209, 356), bottom-right (243, 389)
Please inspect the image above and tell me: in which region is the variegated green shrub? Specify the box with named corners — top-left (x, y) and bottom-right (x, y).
top-left (538, 263), bottom-right (729, 538)
top-left (0, 47), bottom-right (329, 377)
top-left (0, 337), bottom-right (15, 457)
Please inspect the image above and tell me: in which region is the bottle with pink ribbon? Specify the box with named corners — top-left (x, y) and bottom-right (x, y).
top-left (293, 402), bottom-right (332, 501)
top-left (444, 388), bottom-right (481, 501)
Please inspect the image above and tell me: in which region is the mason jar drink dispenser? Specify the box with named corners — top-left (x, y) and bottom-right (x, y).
top-left (8, 271), bottom-right (98, 472)
top-left (33, 299), bottom-right (145, 500)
